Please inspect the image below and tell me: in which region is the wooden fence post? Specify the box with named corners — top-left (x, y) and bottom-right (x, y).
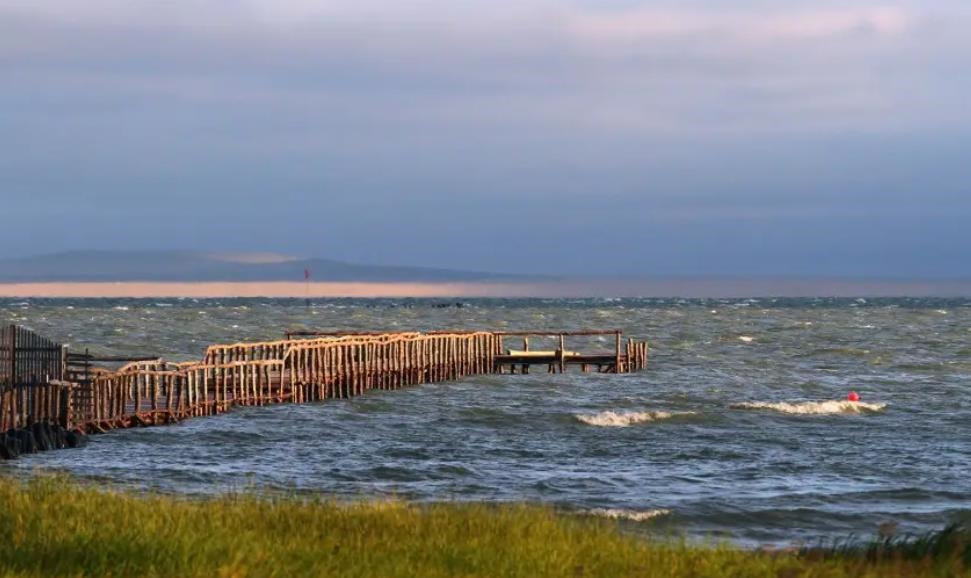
top-left (7, 324), bottom-right (17, 387)
top-left (59, 383), bottom-right (72, 429)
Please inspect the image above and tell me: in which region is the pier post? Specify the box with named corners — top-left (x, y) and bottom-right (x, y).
top-left (615, 332), bottom-right (621, 374)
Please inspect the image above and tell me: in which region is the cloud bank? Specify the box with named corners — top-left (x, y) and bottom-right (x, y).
top-left (1, 0), bottom-right (969, 277)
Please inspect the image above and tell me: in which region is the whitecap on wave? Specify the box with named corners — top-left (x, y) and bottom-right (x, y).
top-left (574, 410), bottom-right (693, 427)
top-left (586, 508), bottom-right (671, 522)
top-left (730, 400), bottom-right (886, 415)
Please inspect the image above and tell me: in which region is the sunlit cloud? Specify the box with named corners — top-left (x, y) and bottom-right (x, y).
top-left (566, 7), bottom-right (911, 41)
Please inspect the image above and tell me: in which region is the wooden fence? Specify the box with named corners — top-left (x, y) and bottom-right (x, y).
top-left (0, 325), bottom-right (69, 431)
top-left (0, 324), bottom-right (65, 386)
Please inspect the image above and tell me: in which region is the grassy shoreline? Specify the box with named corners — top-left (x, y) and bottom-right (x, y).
top-left (0, 476), bottom-right (966, 577)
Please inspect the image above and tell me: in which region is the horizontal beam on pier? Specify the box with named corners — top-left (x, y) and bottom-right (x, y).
top-left (286, 329), bottom-right (623, 338)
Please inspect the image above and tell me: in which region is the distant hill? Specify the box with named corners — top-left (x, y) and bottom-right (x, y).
top-left (0, 251), bottom-right (526, 283)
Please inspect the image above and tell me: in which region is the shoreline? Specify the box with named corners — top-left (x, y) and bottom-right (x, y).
top-left (1, 279), bottom-right (971, 298)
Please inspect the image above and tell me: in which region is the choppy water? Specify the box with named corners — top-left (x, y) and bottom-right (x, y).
top-left (2, 297), bottom-right (969, 545)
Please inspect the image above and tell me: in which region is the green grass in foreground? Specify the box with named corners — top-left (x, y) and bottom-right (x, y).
top-left (0, 476), bottom-right (967, 578)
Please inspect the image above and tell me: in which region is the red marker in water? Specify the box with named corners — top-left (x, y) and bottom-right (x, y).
top-left (847, 391), bottom-right (860, 402)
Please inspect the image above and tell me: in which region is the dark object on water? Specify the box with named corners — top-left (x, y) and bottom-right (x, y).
top-left (65, 430), bottom-right (86, 449)
top-left (0, 431), bottom-right (20, 459)
top-left (0, 422), bottom-right (81, 459)
top-left (16, 429), bottom-right (38, 454)
top-left (31, 422), bottom-right (53, 451)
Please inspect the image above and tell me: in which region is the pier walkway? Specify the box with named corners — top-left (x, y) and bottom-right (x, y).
top-left (1, 325), bottom-right (647, 456)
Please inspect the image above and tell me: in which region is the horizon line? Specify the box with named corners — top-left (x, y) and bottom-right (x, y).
top-left (1, 279), bottom-right (970, 299)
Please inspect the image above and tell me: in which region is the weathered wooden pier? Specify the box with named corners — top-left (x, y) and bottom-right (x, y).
top-left (1, 324), bottom-right (647, 458)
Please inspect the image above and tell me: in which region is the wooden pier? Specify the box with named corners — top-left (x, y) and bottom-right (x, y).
top-left (1, 324), bottom-right (647, 458)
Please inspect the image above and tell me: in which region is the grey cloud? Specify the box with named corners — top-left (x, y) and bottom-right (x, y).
top-left (4, 3), bottom-right (968, 131)
top-left (0, 1), bottom-right (969, 276)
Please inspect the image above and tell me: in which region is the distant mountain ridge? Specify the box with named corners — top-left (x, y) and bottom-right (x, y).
top-left (0, 251), bottom-right (526, 283)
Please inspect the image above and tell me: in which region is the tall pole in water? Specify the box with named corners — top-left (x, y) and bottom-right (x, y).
top-left (304, 268), bottom-right (311, 307)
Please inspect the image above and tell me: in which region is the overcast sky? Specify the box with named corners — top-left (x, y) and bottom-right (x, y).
top-left (1, 0), bottom-right (968, 277)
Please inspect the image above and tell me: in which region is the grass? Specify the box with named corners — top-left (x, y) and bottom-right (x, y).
top-left (0, 476), bottom-right (966, 577)
top-left (803, 524), bottom-right (970, 568)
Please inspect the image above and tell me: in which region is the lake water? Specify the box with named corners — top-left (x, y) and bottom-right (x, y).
top-left (2, 297), bottom-right (969, 545)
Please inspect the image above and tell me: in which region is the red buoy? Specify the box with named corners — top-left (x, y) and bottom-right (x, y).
top-left (847, 391), bottom-right (860, 402)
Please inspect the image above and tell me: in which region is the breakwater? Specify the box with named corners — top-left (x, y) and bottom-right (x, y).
top-left (1, 324), bottom-right (647, 458)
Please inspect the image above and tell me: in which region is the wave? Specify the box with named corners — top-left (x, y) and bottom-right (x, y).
top-left (574, 410), bottom-right (693, 427)
top-left (586, 508), bottom-right (671, 522)
top-left (730, 400), bottom-right (887, 415)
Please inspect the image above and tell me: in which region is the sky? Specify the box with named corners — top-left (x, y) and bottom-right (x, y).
top-left (1, 0), bottom-right (969, 277)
